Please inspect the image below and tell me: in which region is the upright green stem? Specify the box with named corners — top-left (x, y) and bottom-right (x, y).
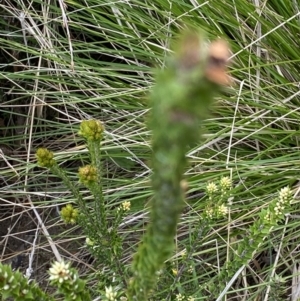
top-left (88, 140), bottom-right (107, 229)
top-left (127, 30), bottom-right (230, 300)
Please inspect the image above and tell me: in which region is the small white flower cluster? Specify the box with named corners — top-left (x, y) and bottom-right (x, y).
top-left (49, 261), bottom-right (72, 284)
top-left (187, 265), bottom-right (193, 274)
top-left (105, 285), bottom-right (118, 301)
top-left (264, 210), bottom-right (271, 222)
top-left (176, 293), bottom-right (184, 301)
top-left (49, 261), bottom-right (86, 300)
top-left (220, 176), bottom-right (232, 191)
top-left (217, 204), bottom-right (228, 216)
top-left (118, 201), bottom-right (131, 212)
top-left (204, 204), bottom-right (228, 219)
top-left (274, 186), bottom-right (292, 216)
top-left (261, 187), bottom-right (293, 225)
top-left (175, 293), bottom-right (195, 301)
top-left (206, 176), bottom-right (232, 196)
top-left (206, 182), bottom-right (218, 195)
top-left (204, 176), bottom-right (232, 220)
top-left (204, 206), bottom-right (213, 218)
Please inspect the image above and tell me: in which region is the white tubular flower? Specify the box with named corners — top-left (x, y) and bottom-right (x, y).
top-left (121, 201), bottom-right (131, 211)
top-left (217, 204), bottom-right (228, 216)
top-left (105, 285), bottom-right (117, 300)
top-left (206, 182), bottom-right (218, 194)
top-left (176, 293), bottom-right (184, 301)
top-left (279, 186), bottom-right (292, 203)
top-left (49, 261), bottom-right (71, 283)
top-left (220, 176), bottom-right (232, 191)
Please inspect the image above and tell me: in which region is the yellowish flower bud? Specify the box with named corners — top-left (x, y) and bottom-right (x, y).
top-left (78, 165), bottom-right (97, 186)
top-left (78, 120), bottom-right (104, 141)
top-left (36, 148), bottom-right (56, 168)
top-left (60, 204), bottom-right (79, 225)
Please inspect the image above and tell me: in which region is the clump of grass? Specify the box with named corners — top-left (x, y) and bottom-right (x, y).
top-left (1, 1), bottom-right (300, 301)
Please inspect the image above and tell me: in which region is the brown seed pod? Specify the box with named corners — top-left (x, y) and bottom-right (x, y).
top-left (205, 39), bottom-right (231, 85)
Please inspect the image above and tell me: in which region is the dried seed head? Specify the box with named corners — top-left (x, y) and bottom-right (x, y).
top-left (205, 39), bottom-right (231, 85)
top-left (180, 179), bottom-right (189, 192)
top-left (176, 32), bottom-right (203, 70)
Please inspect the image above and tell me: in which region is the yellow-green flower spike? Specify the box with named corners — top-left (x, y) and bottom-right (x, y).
top-left (78, 120), bottom-right (104, 141)
top-left (36, 148), bottom-right (56, 168)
